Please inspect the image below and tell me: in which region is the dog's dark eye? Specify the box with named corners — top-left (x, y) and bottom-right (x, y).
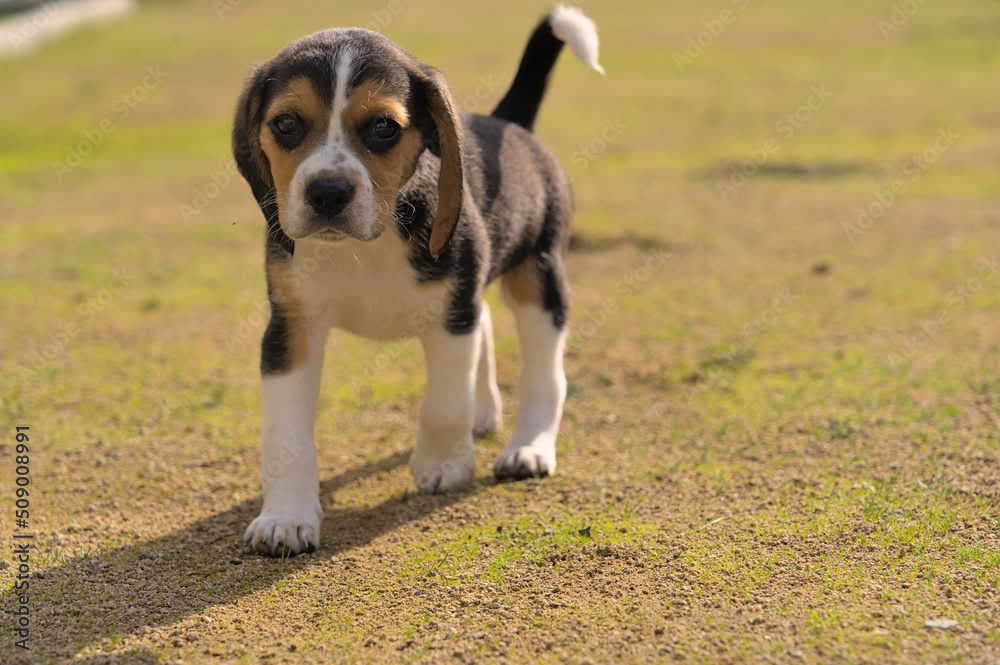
top-left (269, 113), bottom-right (308, 150)
top-left (371, 117), bottom-right (399, 139)
top-left (366, 117), bottom-right (401, 152)
top-left (273, 114), bottom-right (301, 136)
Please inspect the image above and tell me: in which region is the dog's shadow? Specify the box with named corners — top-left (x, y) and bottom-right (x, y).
top-left (13, 451), bottom-right (474, 663)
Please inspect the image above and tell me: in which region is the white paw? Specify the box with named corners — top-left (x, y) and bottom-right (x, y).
top-left (244, 500), bottom-right (322, 556)
top-left (473, 402), bottom-right (502, 438)
top-left (494, 442), bottom-right (556, 480)
top-left (410, 446), bottom-right (475, 494)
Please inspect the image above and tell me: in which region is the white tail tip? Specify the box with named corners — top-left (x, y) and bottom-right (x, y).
top-left (550, 4), bottom-right (605, 75)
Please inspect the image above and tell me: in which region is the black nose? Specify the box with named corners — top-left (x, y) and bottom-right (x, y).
top-left (306, 179), bottom-right (355, 218)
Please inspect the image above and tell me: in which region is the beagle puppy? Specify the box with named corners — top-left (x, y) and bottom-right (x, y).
top-left (233, 5), bottom-right (603, 555)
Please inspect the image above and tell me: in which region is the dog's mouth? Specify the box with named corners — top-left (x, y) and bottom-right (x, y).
top-left (296, 216), bottom-right (386, 244)
top-left (290, 224), bottom-right (381, 245)
top-left (307, 229), bottom-right (350, 243)
top-left (282, 200), bottom-right (385, 244)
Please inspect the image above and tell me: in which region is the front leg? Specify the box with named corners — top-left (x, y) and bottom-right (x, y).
top-left (410, 321), bottom-right (481, 493)
top-left (245, 316), bottom-right (328, 556)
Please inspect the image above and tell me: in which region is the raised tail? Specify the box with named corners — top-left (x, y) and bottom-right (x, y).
top-left (491, 5), bottom-right (604, 132)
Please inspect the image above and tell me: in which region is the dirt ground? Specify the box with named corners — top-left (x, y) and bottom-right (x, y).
top-left (2, 0), bottom-right (999, 663)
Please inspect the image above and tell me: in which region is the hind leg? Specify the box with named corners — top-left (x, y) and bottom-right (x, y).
top-left (494, 260), bottom-right (569, 479)
top-left (474, 302), bottom-right (503, 437)
top-left (410, 319), bottom-right (481, 493)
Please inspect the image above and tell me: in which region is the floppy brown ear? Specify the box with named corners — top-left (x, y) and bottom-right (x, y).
top-left (411, 65), bottom-right (464, 258)
top-left (232, 64), bottom-right (294, 257)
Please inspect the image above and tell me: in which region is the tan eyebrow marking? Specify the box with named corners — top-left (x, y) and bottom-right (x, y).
top-left (258, 77), bottom-right (328, 214)
top-left (343, 80), bottom-right (410, 131)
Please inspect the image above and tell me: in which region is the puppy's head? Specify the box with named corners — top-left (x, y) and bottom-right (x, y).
top-left (233, 29), bottom-right (463, 257)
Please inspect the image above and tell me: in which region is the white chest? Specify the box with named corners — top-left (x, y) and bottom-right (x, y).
top-left (290, 236), bottom-right (448, 341)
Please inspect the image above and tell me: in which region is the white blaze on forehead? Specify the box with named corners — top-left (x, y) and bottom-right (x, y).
top-left (279, 45), bottom-right (374, 241)
top-left (329, 49), bottom-right (354, 141)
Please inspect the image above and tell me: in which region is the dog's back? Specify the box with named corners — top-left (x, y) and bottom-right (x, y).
top-left (399, 6), bottom-right (606, 331)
